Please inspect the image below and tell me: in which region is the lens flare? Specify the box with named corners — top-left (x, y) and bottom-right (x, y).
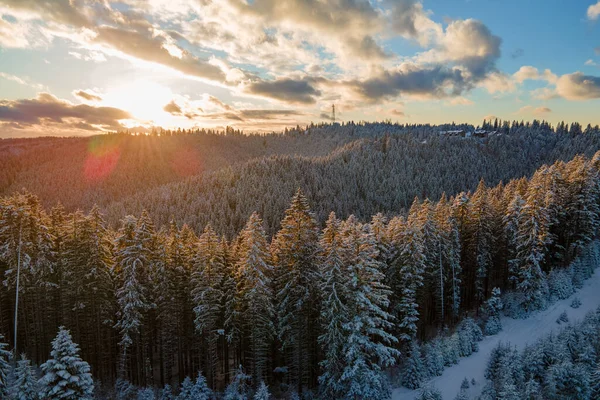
top-left (84, 136), bottom-right (122, 182)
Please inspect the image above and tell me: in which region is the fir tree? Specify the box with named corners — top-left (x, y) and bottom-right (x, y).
top-left (137, 388), bottom-right (155, 400)
top-left (338, 217), bottom-right (399, 398)
top-left (317, 213), bottom-right (349, 398)
top-left (235, 213), bottom-right (275, 383)
top-left (177, 377), bottom-right (193, 400)
top-left (253, 381), bottom-right (271, 400)
top-left (402, 341), bottom-right (425, 390)
top-left (39, 327), bottom-right (94, 399)
top-left (417, 385), bottom-right (442, 400)
top-left (272, 190), bottom-right (320, 389)
top-left (159, 384), bottom-right (174, 400)
top-left (11, 354), bottom-right (39, 400)
top-left (484, 287), bottom-right (503, 335)
top-left (189, 372), bottom-right (213, 400)
top-left (0, 334), bottom-right (11, 397)
top-left (223, 366), bottom-right (250, 400)
top-left (191, 224), bottom-right (226, 387)
top-left (390, 217), bottom-right (425, 342)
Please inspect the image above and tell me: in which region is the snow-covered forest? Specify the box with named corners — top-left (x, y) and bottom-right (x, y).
top-left (1, 121), bottom-right (600, 399)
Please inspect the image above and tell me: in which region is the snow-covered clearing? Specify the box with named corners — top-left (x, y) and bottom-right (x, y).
top-left (392, 267), bottom-right (600, 400)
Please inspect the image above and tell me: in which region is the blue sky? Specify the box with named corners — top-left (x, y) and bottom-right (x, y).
top-left (0, 0), bottom-right (599, 137)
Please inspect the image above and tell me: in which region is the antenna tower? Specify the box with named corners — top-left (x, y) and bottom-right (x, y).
top-left (332, 104), bottom-right (336, 124)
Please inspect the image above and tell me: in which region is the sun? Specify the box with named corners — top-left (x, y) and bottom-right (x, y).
top-left (102, 79), bottom-right (174, 126)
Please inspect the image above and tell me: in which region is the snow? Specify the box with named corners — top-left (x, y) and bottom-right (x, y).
top-left (392, 266), bottom-right (600, 400)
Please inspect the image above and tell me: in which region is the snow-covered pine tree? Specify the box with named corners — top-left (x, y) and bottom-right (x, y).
top-left (11, 354), bottom-right (39, 400)
top-left (137, 387), bottom-right (155, 400)
top-left (0, 334), bottom-right (11, 397)
top-left (337, 216), bottom-right (399, 398)
top-left (177, 377), bottom-right (193, 400)
top-left (505, 194), bottom-right (525, 287)
top-left (402, 341), bottom-right (425, 389)
top-left (192, 224), bottom-right (226, 387)
top-left (435, 194), bottom-right (462, 320)
top-left (516, 171), bottom-right (551, 312)
top-left (591, 363), bottom-right (600, 399)
top-left (422, 341), bottom-right (444, 378)
top-left (235, 213), bottom-right (275, 383)
top-left (471, 180), bottom-right (494, 305)
top-left (484, 287), bottom-right (503, 335)
top-left (189, 371), bottom-right (213, 400)
top-left (546, 362), bottom-right (591, 400)
top-left (253, 381), bottom-right (270, 400)
top-left (223, 366), bottom-right (250, 400)
top-left (417, 385), bottom-right (442, 400)
top-left (159, 384), bottom-right (174, 400)
top-left (114, 215), bottom-right (152, 373)
top-left (39, 327), bottom-right (94, 399)
top-left (272, 189), bottom-right (320, 389)
top-left (317, 212), bottom-right (349, 398)
top-left (565, 156), bottom-right (600, 257)
top-left (415, 199), bottom-right (445, 327)
top-left (390, 215), bottom-right (425, 342)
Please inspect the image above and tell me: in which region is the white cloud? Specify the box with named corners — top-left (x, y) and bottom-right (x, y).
top-left (513, 66), bottom-right (557, 84)
top-left (588, 1), bottom-right (600, 20)
top-left (556, 72), bottom-right (600, 100)
top-left (517, 105), bottom-right (552, 115)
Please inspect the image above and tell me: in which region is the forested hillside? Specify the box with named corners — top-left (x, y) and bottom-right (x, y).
top-left (1, 145), bottom-right (600, 399)
top-left (0, 127), bottom-right (348, 211)
top-left (106, 122), bottom-right (600, 236)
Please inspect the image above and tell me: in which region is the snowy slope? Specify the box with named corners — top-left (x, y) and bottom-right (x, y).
top-left (392, 267), bottom-right (600, 400)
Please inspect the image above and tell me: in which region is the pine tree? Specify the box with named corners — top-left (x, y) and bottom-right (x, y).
top-left (0, 334), bottom-right (11, 397)
top-left (137, 387), bottom-right (155, 400)
top-left (189, 372), bottom-right (213, 400)
top-left (39, 327), bottom-right (94, 399)
top-left (192, 224), bottom-right (226, 387)
top-left (391, 217), bottom-right (425, 342)
top-left (402, 341), bottom-right (425, 389)
top-left (317, 213), bottom-right (349, 398)
top-left (272, 190), bottom-right (320, 389)
top-left (253, 381), bottom-right (270, 400)
top-left (337, 216), bottom-right (399, 399)
top-left (177, 377), bottom-right (193, 400)
top-left (114, 214), bottom-right (154, 377)
top-left (484, 287), bottom-right (503, 335)
top-left (223, 366), bottom-right (250, 400)
top-left (11, 354), bottom-right (39, 400)
top-left (235, 213), bottom-right (275, 383)
top-left (159, 384), bottom-right (174, 400)
top-left (516, 172), bottom-right (551, 312)
top-left (435, 195), bottom-right (462, 320)
top-left (471, 180), bottom-right (493, 304)
top-left (591, 363), bottom-right (600, 399)
top-left (417, 385), bottom-right (442, 400)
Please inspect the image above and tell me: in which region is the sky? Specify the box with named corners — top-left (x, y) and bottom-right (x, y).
top-left (0, 0), bottom-right (599, 137)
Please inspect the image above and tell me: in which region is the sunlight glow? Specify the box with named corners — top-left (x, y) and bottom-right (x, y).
top-left (102, 80), bottom-right (174, 126)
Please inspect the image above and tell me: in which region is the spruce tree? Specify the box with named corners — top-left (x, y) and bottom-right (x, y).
top-left (484, 287), bottom-right (503, 335)
top-left (0, 334), bottom-right (11, 397)
top-left (337, 216), bottom-right (399, 399)
top-left (272, 189), bottom-right (320, 389)
top-left (192, 224), bottom-right (226, 387)
top-left (391, 218), bottom-right (425, 342)
top-left (189, 372), bottom-right (213, 400)
top-left (253, 381), bottom-right (271, 400)
top-left (11, 354), bottom-right (39, 400)
top-left (235, 213), bottom-right (275, 383)
top-left (224, 366), bottom-right (250, 400)
top-left (317, 212), bottom-right (349, 398)
top-left (39, 327), bottom-right (94, 399)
